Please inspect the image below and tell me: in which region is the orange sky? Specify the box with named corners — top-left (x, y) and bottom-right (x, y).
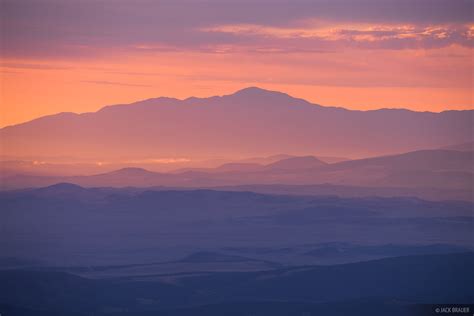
top-left (1, 45), bottom-right (472, 127)
top-left (1, 1), bottom-right (473, 127)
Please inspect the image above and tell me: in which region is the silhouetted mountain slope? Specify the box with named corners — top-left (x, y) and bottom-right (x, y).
top-left (328, 149), bottom-right (473, 172)
top-left (441, 141), bottom-right (474, 151)
top-left (2, 87), bottom-right (472, 159)
top-left (312, 149), bottom-right (474, 189)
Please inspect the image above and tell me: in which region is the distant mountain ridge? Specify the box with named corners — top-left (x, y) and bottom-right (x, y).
top-left (1, 87), bottom-right (472, 159)
top-left (2, 149), bottom-right (472, 202)
top-left (173, 155), bottom-right (327, 174)
top-left (265, 156), bottom-right (327, 170)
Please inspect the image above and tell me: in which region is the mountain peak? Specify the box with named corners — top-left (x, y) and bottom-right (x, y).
top-left (234, 86), bottom-right (270, 93)
top-left (44, 182), bottom-right (85, 191)
top-left (34, 183), bottom-right (86, 195)
top-left (230, 86), bottom-right (289, 98)
top-left (225, 87), bottom-right (315, 109)
top-left (109, 167), bottom-right (155, 176)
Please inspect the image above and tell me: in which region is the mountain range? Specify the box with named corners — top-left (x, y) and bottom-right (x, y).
top-left (1, 87), bottom-right (473, 160)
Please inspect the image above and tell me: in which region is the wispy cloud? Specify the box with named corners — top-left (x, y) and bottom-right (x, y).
top-left (81, 80), bottom-right (152, 88)
top-left (202, 22), bottom-right (474, 49)
top-left (1, 0), bottom-right (472, 58)
top-left (0, 63), bottom-right (72, 70)
top-left (125, 158), bottom-right (192, 164)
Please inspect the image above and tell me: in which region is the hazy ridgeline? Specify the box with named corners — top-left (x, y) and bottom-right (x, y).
top-left (1, 88), bottom-right (473, 315)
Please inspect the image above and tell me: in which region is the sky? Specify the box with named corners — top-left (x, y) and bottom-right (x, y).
top-left (0, 0), bottom-right (473, 127)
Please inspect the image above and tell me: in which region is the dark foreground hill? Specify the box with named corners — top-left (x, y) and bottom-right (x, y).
top-left (0, 252), bottom-right (472, 315)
